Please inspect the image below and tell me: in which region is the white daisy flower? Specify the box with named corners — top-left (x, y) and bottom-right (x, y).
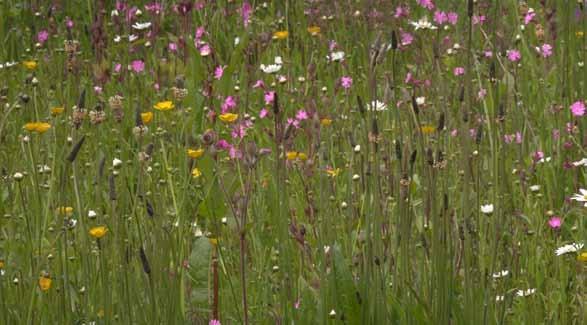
top-left (112, 158), bottom-right (123, 168)
top-left (367, 100), bottom-right (387, 112)
top-left (516, 288), bottom-right (536, 297)
top-left (88, 210), bottom-right (97, 218)
top-left (128, 34), bottom-right (139, 42)
top-left (132, 22), bottom-right (152, 30)
top-left (416, 96), bottom-right (426, 106)
top-left (572, 158), bottom-right (587, 167)
top-left (409, 17), bottom-right (438, 30)
top-left (492, 270), bottom-right (509, 279)
top-left (529, 185), bottom-right (540, 192)
top-left (327, 51), bottom-right (345, 62)
top-left (555, 242), bottom-right (584, 256)
top-left (480, 204), bottom-right (494, 214)
top-left (537, 157), bottom-right (551, 164)
top-left (260, 64), bottom-right (282, 74)
top-left (495, 295), bottom-right (505, 302)
top-left (111, 9), bottom-right (119, 17)
top-left (571, 189), bottom-right (587, 207)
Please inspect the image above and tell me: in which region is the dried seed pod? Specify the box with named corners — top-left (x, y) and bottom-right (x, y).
top-left (66, 136), bottom-right (85, 162)
top-left (145, 199), bottom-right (154, 217)
top-left (409, 149), bottom-right (417, 167)
top-left (139, 246), bottom-right (151, 275)
top-left (390, 30), bottom-right (398, 50)
top-left (108, 174), bottom-right (117, 201)
top-left (437, 112), bottom-right (445, 131)
top-left (272, 92), bottom-right (279, 115)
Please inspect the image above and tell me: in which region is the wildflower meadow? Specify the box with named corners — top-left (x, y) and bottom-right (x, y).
top-left (1, 0), bottom-right (587, 324)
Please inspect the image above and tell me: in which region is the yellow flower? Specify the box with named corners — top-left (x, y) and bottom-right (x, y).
top-left (577, 31), bottom-right (584, 38)
top-left (320, 118), bottom-right (332, 126)
top-left (56, 206), bottom-right (74, 216)
top-left (307, 26), bottom-right (321, 35)
top-left (89, 226), bottom-right (108, 239)
top-left (273, 31), bottom-right (289, 40)
top-left (23, 60), bottom-right (38, 70)
top-left (187, 148), bottom-right (205, 159)
top-left (23, 122), bottom-right (52, 133)
top-left (286, 151), bottom-right (308, 161)
top-left (420, 125), bottom-right (436, 135)
top-left (153, 101), bottom-right (175, 111)
top-left (578, 252), bottom-right (587, 262)
top-left (51, 107), bottom-right (65, 116)
top-left (141, 112), bottom-right (153, 124)
top-left (218, 113), bottom-right (238, 123)
top-left (325, 168), bottom-right (341, 177)
top-left (38, 276), bottom-right (52, 291)
top-left (209, 237), bottom-right (218, 246)
top-left (0, 260), bottom-right (4, 269)
top-left (191, 167), bottom-right (202, 178)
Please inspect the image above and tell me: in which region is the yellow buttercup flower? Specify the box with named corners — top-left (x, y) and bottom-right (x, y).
top-left (286, 151), bottom-right (308, 161)
top-left (89, 226), bottom-right (108, 239)
top-left (23, 122), bottom-right (52, 133)
top-left (578, 252), bottom-right (587, 262)
top-left (23, 60), bottom-right (38, 70)
top-left (320, 118), bottom-right (332, 126)
top-left (307, 26), bottom-right (321, 35)
top-left (577, 31), bottom-right (584, 38)
top-left (273, 31), bottom-right (289, 40)
top-left (191, 167), bottom-right (202, 178)
top-left (420, 125), bottom-right (436, 135)
top-left (325, 168), bottom-right (341, 177)
top-left (51, 107), bottom-right (65, 116)
top-left (153, 101), bottom-right (175, 111)
top-left (208, 237), bottom-right (218, 246)
top-left (141, 112), bottom-right (153, 124)
top-left (187, 148), bottom-right (205, 159)
top-left (38, 276), bottom-right (52, 291)
top-left (219, 113), bottom-right (238, 123)
top-left (56, 206), bottom-right (74, 216)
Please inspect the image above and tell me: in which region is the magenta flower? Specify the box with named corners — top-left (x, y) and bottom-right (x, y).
top-left (340, 76), bottom-right (353, 89)
top-left (453, 67), bottom-right (465, 76)
top-left (296, 110), bottom-right (309, 121)
top-left (472, 15), bottom-right (486, 25)
top-left (221, 96), bottom-right (236, 113)
top-left (548, 216), bottom-right (562, 229)
top-left (400, 30), bottom-right (413, 47)
top-left (259, 108), bottom-right (268, 118)
top-left (264, 91), bottom-right (275, 105)
top-left (131, 60), bottom-right (145, 73)
top-left (114, 63), bottom-right (122, 73)
top-left (229, 146), bottom-right (243, 159)
top-left (417, 0), bottom-right (435, 10)
top-left (37, 30), bottom-right (49, 44)
top-left (94, 86), bottom-right (103, 94)
top-left (524, 10), bottom-right (536, 25)
top-left (214, 65), bottom-right (226, 80)
top-left (447, 12), bottom-right (458, 25)
top-left (571, 100), bottom-right (586, 117)
top-left (199, 44), bottom-right (212, 56)
top-left (241, 1), bottom-right (252, 27)
top-left (538, 43), bottom-right (553, 58)
top-left (393, 5), bottom-right (410, 19)
top-left (506, 49), bottom-right (521, 62)
top-left (253, 80), bottom-right (265, 89)
top-left (168, 42), bottom-right (178, 52)
top-left (145, 2), bottom-right (163, 14)
top-left (434, 11), bottom-right (447, 24)
top-left (209, 319), bottom-right (221, 325)
top-left (65, 17), bottom-right (74, 29)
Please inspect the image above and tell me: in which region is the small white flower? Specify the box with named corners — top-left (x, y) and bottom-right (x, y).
top-left (555, 242), bottom-right (584, 256)
top-left (480, 204), bottom-right (494, 214)
top-left (537, 157), bottom-right (551, 164)
top-left (111, 9), bottom-right (119, 17)
top-left (572, 158), bottom-right (587, 167)
top-left (13, 277), bottom-right (19, 284)
top-left (274, 56), bottom-right (283, 65)
top-left (221, 217), bottom-right (228, 225)
top-left (324, 246), bottom-right (331, 254)
top-left (13, 172), bottom-right (24, 181)
top-left (329, 309), bottom-right (337, 317)
top-left (516, 288), bottom-right (536, 297)
top-left (113, 158), bottom-right (123, 168)
top-left (352, 174), bottom-right (360, 181)
top-left (409, 17), bottom-right (438, 30)
top-left (128, 34), bottom-right (139, 42)
top-left (354, 145), bottom-right (361, 153)
top-left (0, 269), bottom-right (4, 276)
top-left (38, 165), bottom-right (51, 174)
top-left (492, 270), bottom-right (509, 279)
top-left (495, 295), bottom-right (505, 302)
top-left (529, 185), bottom-right (540, 192)
top-left (132, 21), bottom-right (152, 30)
top-left (416, 96), bottom-right (426, 106)
top-left (327, 51), bottom-right (345, 62)
top-left (234, 37), bottom-right (240, 46)
top-left (260, 58), bottom-right (283, 74)
top-left (367, 100), bottom-right (387, 112)
top-left (278, 75), bottom-right (288, 84)
top-left (88, 210), bottom-right (97, 218)
top-left (571, 189), bottom-right (587, 207)
top-left (341, 201), bottom-right (348, 209)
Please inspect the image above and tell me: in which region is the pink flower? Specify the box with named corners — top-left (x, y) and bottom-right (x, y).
top-left (168, 42), bottom-right (178, 52)
top-left (199, 44), bottom-right (212, 56)
top-left (552, 129), bottom-right (560, 140)
top-left (229, 145), bottom-right (243, 159)
top-left (393, 5), bottom-right (410, 19)
top-left (400, 30), bottom-right (413, 47)
top-left (328, 40), bottom-right (338, 51)
top-left (447, 12), bottom-right (458, 25)
top-left (209, 319), bottom-right (221, 325)
top-left (571, 100), bottom-right (586, 117)
top-left (259, 108), bottom-right (268, 118)
top-left (94, 86), bottom-right (103, 94)
top-left (478, 88), bottom-right (487, 100)
top-left (287, 118), bottom-right (300, 129)
top-left (253, 80), bottom-right (265, 89)
top-left (341, 76), bottom-right (353, 89)
top-left (417, 0), bottom-right (435, 10)
top-left (296, 110), bottom-right (309, 121)
top-left (264, 91), bottom-right (275, 105)
top-left (216, 140), bottom-right (230, 150)
top-left (114, 63), bottom-right (122, 73)
top-left (37, 30), bottom-right (49, 44)
top-left (472, 15), bottom-right (486, 25)
top-left (195, 26), bottom-right (206, 40)
top-left (453, 67), bottom-right (465, 76)
top-left (214, 65), bottom-right (226, 80)
top-left (538, 43), bottom-right (553, 58)
top-left (434, 11), bottom-right (447, 24)
top-left (450, 129), bottom-right (458, 137)
top-left (221, 96), bottom-right (237, 113)
top-left (241, 1), bottom-right (252, 27)
top-left (484, 50), bottom-right (493, 58)
top-left (145, 2), bottom-right (163, 14)
top-left (65, 17), bottom-right (74, 29)
top-left (524, 10), bottom-right (536, 25)
top-left (548, 216), bottom-right (562, 229)
top-left (131, 59), bottom-right (145, 73)
top-left (515, 131), bottom-right (522, 144)
top-left (506, 49), bottom-right (521, 62)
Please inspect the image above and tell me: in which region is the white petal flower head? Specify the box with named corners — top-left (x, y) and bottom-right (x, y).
top-left (492, 270), bottom-right (509, 279)
top-left (571, 188), bottom-right (587, 207)
top-left (260, 64), bottom-right (282, 74)
top-left (410, 17), bottom-right (438, 30)
top-left (480, 204), bottom-right (494, 214)
top-left (555, 242), bottom-right (584, 256)
top-left (367, 100), bottom-right (387, 112)
top-left (516, 288), bottom-right (536, 297)
top-left (327, 51), bottom-right (345, 62)
top-left (529, 185), bottom-right (540, 192)
top-left (129, 34), bottom-right (139, 42)
top-left (132, 21), bottom-right (152, 30)
top-left (573, 158), bottom-right (587, 167)
top-left (113, 158), bottom-right (123, 168)
top-left (114, 35), bottom-right (121, 43)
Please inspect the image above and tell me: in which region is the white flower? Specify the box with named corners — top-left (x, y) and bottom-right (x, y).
top-left (516, 288), bottom-right (536, 297)
top-left (537, 157), bottom-right (551, 164)
top-left (324, 245), bottom-right (331, 254)
top-left (367, 100), bottom-right (387, 112)
top-left (132, 22), bottom-right (152, 30)
top-left (128, 34), bottom-right (139, 42)
top-left (495, 295), bottom-right (505, 302)
top-left (329, 309), bottom-right (336, 317)
top-left (327, 51), bottom-right (345, 62)
top-left (571, 189), bottom-right (587, 207)
top-left (352, 174), bottom-right (360, 181)
top-left (88, 210), bottom-right (97, 218)
top-left (5, 61), bottom-right (17, 67)
top-left (555, 242), bottom-right (584, 256)
top-left (529, 185), bottom-right (540, 192)
top-left (260, 64), bottom-right (282, 74)
top-left (112, 158), bottom-right (123, 168)
top-left (13, 172), bottom-right (24, 181)
top-left (409, 17), bottom-right (438, 30)
top-left (234, 37), bottom-right (240, 46)
top-left (274, 56), bottom-right (283, 65)
top-left (492, 270), bottom-right (509, 279)
top-left (572, 158), bottom-right (587, 167)
top-left (354, 145), bottom-right (361, 153)
top-left (480, 204), bottom-right (494, 214)
top-left (38, 165), bottom-right (51, 174)
top-left (416, 97), bottom-right (426, 106)
top-left (111, 9), bottom-right (119, 17)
